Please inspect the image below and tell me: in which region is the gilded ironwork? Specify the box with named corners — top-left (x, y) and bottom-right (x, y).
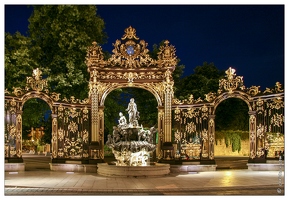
top-left (172, 67), bottom-right (283, 162)
top-left (86, 26), bottom-right (176, 159)
top-left (218, 67), bottom-right (245, 94)
top-left (26, 68), bottom-right (48, 92)
top-left (264, 82), bottom-right (284, 94)
top-left (121, 26), bottom-right (139, 40)
top-left (5, 68), bottom-right (91, 162)
top-left (4, 25), bottom-right (284, 166)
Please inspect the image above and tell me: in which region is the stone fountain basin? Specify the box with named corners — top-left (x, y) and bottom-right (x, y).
top-left (97, 162), bottom-right (170, 177)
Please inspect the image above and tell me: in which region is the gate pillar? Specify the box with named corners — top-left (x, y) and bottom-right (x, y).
top-left (201, 114), bottom-right (216, 164)
top-left (160, 70), bottom-right (175, 160)
top-left (88, 80), bottom-right (103, 161)
top-left (90, 85), bottom-right (99, 143)
top-left (51, 114), bottom-right (58, 159)
top-left (12, 111), bottom-right (24, 163)
top-left (98, 106), bottom-right (105, 159)
top-left (157, 106), bottom-right (164, 159)
top-left (248, 111), bottom-right (265, 163)
top-left (164, 81), bottom-right (173, 142)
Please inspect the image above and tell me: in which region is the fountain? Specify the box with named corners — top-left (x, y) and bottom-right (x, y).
top-left (98, 98), bottom-right (170, 177)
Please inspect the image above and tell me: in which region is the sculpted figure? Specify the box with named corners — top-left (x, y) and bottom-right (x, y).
top-left (126, 98), bottom-right (139, 127)
top-left (118, 112), bottom-right (127, 128)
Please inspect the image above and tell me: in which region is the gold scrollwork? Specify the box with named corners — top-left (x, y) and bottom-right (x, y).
top-left (68, 121), bottom-right (78, 133)
top-left (185, 122), bottom-right (196, 133)
top-left (268, 97), bottom-right (284, 110)
top-left (85, 41), bottom-right (105, 67)
top-left (69, 107), bottom-right (78, 118)
top-left (82, 107), bottom-right (89, 121)
top-left (13, 87), bottom-right (24, 96)
top-left (107, 27), bottom-right (156, 68)
top-left (275, 82), bottom-right (283, 92)
top-left (218, 67), bottom-right (245, 94)
top-left (50, 92), bottom-right (60, 101)
top-left (247, 86), bottom-right (260, 96)
top-left (58, 128), bottom-right (64, 141)
top-left (121, 26), bottom-right (139, 40)
top-left (183, 107), bottom-right (197, 119)
top-left (26, 68), bottom-right (48, 92)
top-left (157, 40), bottom-right (177, 68)
top-left (270, 113), bottom-right (284, 127)
top-left (205, 92), bottom-right (216, 102)
top-left (123, 72), bottom-right (138, 83)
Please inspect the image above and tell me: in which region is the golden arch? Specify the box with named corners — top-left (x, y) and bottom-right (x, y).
top-left (212, 91), bottom-right (253, 115)
top-left (20, 91), bottom-right (54, 112)
top-left (100, 83), bottom-right (163, 107)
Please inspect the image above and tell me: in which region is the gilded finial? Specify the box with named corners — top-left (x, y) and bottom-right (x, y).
top-left (121, 26), bottom-right (139, 40)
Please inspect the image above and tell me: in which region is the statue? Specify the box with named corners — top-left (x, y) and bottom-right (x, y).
top-left (106, 97), bottom-right (157, 166)
top-left (112, 126), bottom-right (121, 143)
top-left (118, 112), bottom-right (127, 128)
top-left (126, 98), bottom-right (140, 127)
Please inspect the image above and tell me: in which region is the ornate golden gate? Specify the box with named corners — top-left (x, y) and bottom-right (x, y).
top-left (5, 68), bottom-right (91, 163)
top-left (172, 67), bottom-right (284, 164)
top-left (4, 26), bottom-right (284, 166)
top-left (85, 26), bottom-right (177, 160)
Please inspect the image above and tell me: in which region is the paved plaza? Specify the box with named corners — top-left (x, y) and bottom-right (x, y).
top-left (3, 155), bottom-right (286, 196)
top-left (4, 169), bottom-right (285, 196)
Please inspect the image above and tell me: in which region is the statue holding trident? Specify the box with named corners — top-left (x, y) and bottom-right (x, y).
top-left (126, 98), bottom-right (140, 127)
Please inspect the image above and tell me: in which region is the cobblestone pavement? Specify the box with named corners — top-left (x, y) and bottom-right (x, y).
top-left (4, 169), bottom-right (285, 196)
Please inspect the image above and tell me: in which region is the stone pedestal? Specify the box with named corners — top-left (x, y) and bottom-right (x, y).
top-left (5, 163), bottom-right (25, 172)
top-left (49, 163), bottom-right (97, 173)
top-left (97, 163), bottom-right (170, 177)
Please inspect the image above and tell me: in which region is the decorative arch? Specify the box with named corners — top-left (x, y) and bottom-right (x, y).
top-left (20, 91), bottom-right (54, 112)
top-left (85, 26), bottom-right (177, 159)
top-left (5, 68), bottom-right (91, 164)
top-left (100, 83), bottom-right (163, 107)
top-left (212, 90), bottom-right (253, 114)
top-left (172, 67), bottom-right (284, 164)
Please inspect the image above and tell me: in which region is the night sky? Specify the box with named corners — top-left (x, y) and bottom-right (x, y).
top-left (4, 4), bottom-right (285, 90)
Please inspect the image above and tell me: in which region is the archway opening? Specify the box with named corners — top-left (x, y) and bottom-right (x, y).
top-left (103, 87), bottom-right (158, 162)
top-left (22, 98), bottom-right (52, 171)
top-left (214, 98), bottom-right (249, 169)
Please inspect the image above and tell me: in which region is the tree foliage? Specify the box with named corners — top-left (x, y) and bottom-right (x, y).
top-left (215, 130), bottom-right (249, 152)
top-left (5, 5), bottom-right (253, 147)
top-left (215, 98), bottom-right (249, 131)
top-left (175, 62), bottom-right (224, 99)
top-left (21, 99), bottom-right (51, 140)
top-left (5, 5), bottom-right (107, 145)
top-left (5, 32), bottom-right (40, 91)
top-left (28, 5), bottom-right (107, 99)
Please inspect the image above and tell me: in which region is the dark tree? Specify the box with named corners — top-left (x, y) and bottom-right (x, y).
top-left (175, 62), bottom-right (225, 99)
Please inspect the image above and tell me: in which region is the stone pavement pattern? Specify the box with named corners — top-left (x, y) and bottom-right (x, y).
top-left (4, 170), bottom-right (285, 196)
